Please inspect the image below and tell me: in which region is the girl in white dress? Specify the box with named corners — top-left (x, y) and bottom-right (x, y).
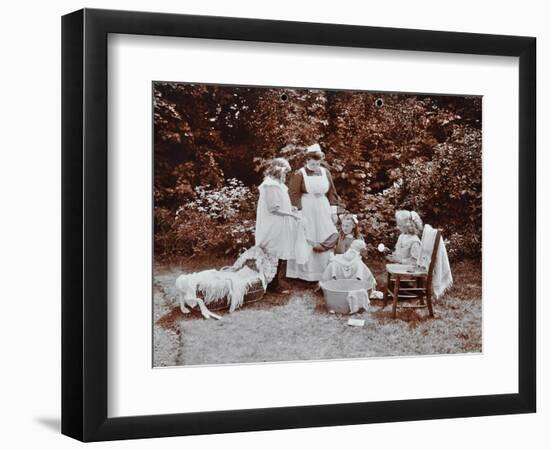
top-left (286, 144), bottom-right (340, 281)
top-left (386, 210), bottom-right (423, 264)
top-left (255, 158), bottom-right (301, 293)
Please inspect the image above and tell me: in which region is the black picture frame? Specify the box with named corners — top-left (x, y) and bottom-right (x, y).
top-left (62, 8), bottom-right (536, 442)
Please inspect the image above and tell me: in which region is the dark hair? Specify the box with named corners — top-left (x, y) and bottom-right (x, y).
top-left (305, 150), bottom-right (325, 161)
top-left (340, 214), bottom-right (361, 239)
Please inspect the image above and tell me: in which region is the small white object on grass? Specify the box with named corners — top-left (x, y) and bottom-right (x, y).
top-left (370, 290), bottom-right (384, 300)
top-left (377, 243), bottom-right (386, 252)
top-left (347, 318), bottom-right (365, 327)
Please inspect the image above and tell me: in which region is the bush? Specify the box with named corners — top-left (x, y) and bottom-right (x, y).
top-left (402, 125), bottom-right (482, 258)
top-left (353, 125), bottom-right (482, 260)
top-left (155, 179), bottom-right (256, 259)
top-left (153, 83), bottom-right (482, 262)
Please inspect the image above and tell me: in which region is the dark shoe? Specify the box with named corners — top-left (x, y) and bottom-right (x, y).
top-left (277, 260), bottom-right (291, 289)
top-left (278, 277), bottom-right (291, 291)
top-left (267, 260), bottom-right (290, 294)
top-left (268, 284), bottom-right (290, 295)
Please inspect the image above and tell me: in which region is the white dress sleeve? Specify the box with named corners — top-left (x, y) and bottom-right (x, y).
top-left (262, 185), bottom-right (283, 213)
top-left (409, 238), bottom-right (422, 262)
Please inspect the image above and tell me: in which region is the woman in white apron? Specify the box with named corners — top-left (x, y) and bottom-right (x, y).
top-left (287, 144), bottom-right (340, 281)
top-left (255, 157), bottom-right (301, 293)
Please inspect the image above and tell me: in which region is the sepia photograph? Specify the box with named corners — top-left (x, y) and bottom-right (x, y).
top-left (152, 82), bottom-right (482, 367)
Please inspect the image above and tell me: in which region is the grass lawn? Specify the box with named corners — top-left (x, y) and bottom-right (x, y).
top-left (153, 256), bottom-right (481, 367)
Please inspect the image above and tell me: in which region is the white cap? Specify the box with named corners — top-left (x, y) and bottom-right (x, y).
top-left (306, 143), bottom-right (322, 153)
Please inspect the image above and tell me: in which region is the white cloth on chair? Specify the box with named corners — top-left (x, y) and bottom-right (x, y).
top-left (418, 224), bottom-right (453, 298)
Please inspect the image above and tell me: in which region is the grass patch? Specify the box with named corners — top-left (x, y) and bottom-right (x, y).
top-left (153, 256), bottom-right (481, 366)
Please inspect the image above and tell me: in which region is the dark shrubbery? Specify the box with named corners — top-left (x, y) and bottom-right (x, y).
top-left (154, 83), bottom-right (482, 262)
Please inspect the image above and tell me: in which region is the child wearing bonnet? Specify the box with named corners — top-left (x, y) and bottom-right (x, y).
top-left (385, 209), bottom-right (423, 264)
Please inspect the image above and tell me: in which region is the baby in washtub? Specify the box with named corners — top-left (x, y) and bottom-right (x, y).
top-left (321, 239), bottom-right (376, 293)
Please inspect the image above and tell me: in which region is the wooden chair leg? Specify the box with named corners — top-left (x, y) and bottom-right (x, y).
top-left (382, 272), bottom-right (390, 309)
top-left (418, 277), bottom-right (425, 305)
top-left (392, 275), bottom-right (400, 319)
top-left (426, 287), bottom-right (434, 317)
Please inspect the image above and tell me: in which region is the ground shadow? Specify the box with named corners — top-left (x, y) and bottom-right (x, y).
top-left (35, 417), bottom-right (60, 433)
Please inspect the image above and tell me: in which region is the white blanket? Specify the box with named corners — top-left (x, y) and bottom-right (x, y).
top-left (230, 245), bottom-right (278, 288)
top-left (179, 266), bottom-right (261, 313)
top-left (418, 224), bottom-right (453, 299)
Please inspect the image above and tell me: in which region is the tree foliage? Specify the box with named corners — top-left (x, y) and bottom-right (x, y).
top-left (154, 83), bottom-right (482, 261)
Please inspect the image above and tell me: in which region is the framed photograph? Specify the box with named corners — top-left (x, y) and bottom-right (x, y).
top-left (62, 8), bottom-right (536, 442)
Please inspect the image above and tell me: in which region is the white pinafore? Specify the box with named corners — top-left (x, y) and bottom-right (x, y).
top-left (286, 167), bottom-right (338, 281)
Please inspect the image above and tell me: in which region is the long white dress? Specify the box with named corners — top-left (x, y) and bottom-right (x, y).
top-left (254, 176), bottom-right (298, 261)
top-left (286, 167), bottom-right (338, 281)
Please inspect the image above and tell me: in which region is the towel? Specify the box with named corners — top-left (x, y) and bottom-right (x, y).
top-left (294, 218), bottom-right (313, 265)
top-left (347, 289), bottom-right (370, 314)
top-left (418, 224), bottom-right (453, 299)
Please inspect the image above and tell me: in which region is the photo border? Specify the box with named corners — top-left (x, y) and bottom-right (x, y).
top-left (62, 8), bottom-right (536, 441)
top-left (150, 79), bottom-right (483, 368)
